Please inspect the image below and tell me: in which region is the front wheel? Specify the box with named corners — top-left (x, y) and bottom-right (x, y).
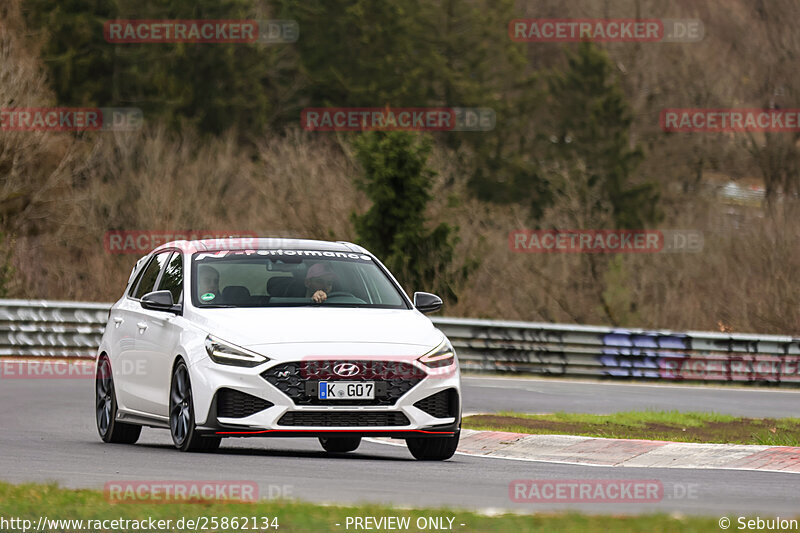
top-left (95, 356), bottom-right (141, 444)
top-left (319, 436), bottom-right (361, 453)
top-left (406, 431), bottom-right (460, 461)
top-left (169, 361), bottom-right (221, 453)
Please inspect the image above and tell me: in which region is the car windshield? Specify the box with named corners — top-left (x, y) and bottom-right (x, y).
top-left (191, 249), bottom-right (409, 309)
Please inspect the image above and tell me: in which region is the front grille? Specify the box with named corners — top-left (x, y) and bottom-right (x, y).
top-left (262, 360), bottom-right (425, 406)
top-left (277, 411), bottom-right (410, 427)
top-left (414, 388), bottom-right (458, 418)
top-left (216, 388), bottom-right (273, 418)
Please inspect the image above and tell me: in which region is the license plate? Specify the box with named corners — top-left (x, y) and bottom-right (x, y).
top-left (318, 381), bottom-right (375, 400)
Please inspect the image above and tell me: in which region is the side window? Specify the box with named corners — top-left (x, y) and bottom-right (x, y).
top-left (126, 256), bottom-right (154, 297)
top-left (157, 253), bottom-right (183, 303)
top-left (127, 262), bottom-right (146, 297)
top-left (132, 252), bottom-right (170, 299)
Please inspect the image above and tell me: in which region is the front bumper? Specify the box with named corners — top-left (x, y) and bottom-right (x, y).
top-left (189, 354), bottom-right (461, 438)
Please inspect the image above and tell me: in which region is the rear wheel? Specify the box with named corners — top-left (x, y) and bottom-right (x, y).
top-left (169, 361), bottom-right (221, 453)
top-left (319, 436), bottom-right (361, 453)
top-left (406, 431), bottom-right (460, 461)
top-left (95, 356), bottom-right (141, 444)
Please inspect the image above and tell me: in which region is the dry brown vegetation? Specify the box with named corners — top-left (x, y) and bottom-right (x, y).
top-left (2, 0), bottom-right (800, 335)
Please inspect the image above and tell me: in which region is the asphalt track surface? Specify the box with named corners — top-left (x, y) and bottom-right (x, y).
top-left (462, 376), bottom-right (800, 417)
top-left (1, 377), bottom-right (799, 517)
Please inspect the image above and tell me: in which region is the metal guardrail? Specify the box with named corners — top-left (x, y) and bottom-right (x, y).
top-left (0, 299), bottom-right (110, 357)
top-left (2, 299), bottom-right (800, 385)
top-left (440, 317), bottom-right (800, 384)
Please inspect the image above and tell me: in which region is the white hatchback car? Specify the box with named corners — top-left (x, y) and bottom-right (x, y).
top-left (95, 238), bottom-right (461, 460)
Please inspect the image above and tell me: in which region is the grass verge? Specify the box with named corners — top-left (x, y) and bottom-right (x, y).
top-left (462, 411), bottom-right (800, 445)
top-left (0, 480), bottom-right (718, 532)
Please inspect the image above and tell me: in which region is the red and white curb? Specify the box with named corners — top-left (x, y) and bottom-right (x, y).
top-left (371, 430), bottom-right (800, 473)
top-left (449, 430), bottom-right (800, 472)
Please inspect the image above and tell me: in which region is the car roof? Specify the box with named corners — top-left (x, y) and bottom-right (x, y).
top-left (153, 237), bottom-right (368, 255)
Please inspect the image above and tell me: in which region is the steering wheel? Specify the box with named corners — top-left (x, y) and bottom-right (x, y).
top-left (323, 291), bottom-right (367, 304)
top-left (326, 291), bottom-right (356, 299)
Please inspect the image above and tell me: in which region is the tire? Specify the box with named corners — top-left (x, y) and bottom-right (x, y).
top-left (95, 356), bottom-right (141, 444)
top-left (406, 431), bottom-right (460, 461)
top-left (169, 361), bottom-right (221, 453)
top-left (319, 436), bottom-right (361, 453)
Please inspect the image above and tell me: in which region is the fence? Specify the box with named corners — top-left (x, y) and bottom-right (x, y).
top-left (2, 299), bottom-right (799, 385)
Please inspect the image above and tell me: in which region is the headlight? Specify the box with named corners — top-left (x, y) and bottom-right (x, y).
top-left (418, 338), bottom-right (456, 368)
top-left (204, 335), bottom-right (268, 367)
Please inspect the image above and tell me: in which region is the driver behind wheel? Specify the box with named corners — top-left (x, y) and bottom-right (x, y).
top-left (305, 263), bottom-right (336, 303)
top-left (197, 265), bottom-right (221, 299)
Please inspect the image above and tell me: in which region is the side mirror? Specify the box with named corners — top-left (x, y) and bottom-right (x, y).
top-left (141, 290), bottom-right (180, 313)
top-left (413, 292), bottom-right (443, 314)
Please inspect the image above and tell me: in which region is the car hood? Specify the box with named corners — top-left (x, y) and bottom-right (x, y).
top-left (190, 307), bottom-right (443, 355)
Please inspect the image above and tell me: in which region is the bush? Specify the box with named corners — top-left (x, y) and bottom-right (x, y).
top-left (351, 131), bottom-right (471, 303)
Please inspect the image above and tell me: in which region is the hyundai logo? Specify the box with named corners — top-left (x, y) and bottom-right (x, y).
top-left (333, 363), bottom-right (361, 377)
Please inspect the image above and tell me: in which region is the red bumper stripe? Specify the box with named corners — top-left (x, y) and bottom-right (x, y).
top-left (215, 429), bottom-right (455, 435)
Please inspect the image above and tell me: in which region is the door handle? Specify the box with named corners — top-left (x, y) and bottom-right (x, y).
top-left (136, 322), bottom-right (148, 332)
top-left (113, 317), bottom-right (123, 323)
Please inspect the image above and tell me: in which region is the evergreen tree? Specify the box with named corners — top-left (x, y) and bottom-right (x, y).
top-left (282, 0), bottom-right (551, 217)
top-left (278, 0), bottom-right (440, 107)
top-left (547, 42), bottom-right (660, 229)
top-left (22, 0), bottom-right (117, 106)
top-left (351, 131), bottom-right (469, 302)
top-left (23, 0), bottom-right (287, 135)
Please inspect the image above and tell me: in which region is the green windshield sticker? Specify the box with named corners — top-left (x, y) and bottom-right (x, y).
top-left (200, 292), bottom-right (216, 302)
